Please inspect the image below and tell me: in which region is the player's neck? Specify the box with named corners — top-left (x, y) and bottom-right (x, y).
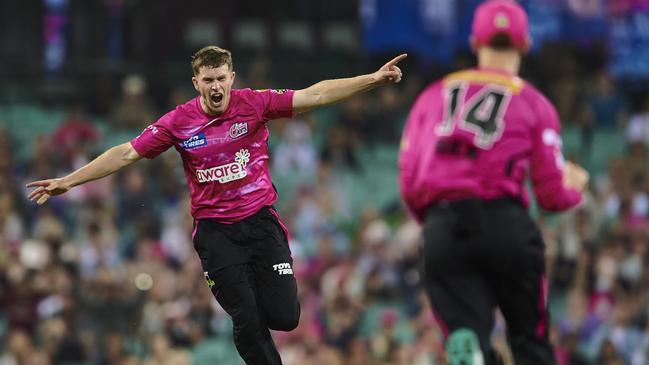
top-left (477, 47), bottom-right (521, 76)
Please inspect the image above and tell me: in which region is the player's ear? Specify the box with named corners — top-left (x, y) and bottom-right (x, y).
top-left (231, 71), bottom-right (236, 82)
top-left (521, 36), bottom-right (533, 55)
top-left (469, 35), bottom-right (479, 53)
top-left (192, 76), bottom-right (199, 91)
top-left (192, 76), bottom-right (198, 89)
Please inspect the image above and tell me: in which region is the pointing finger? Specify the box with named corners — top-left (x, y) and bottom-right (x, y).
top-left (26, 180), bottom-right (50, 188)
top-left (386, 53), bottom-right (408, 67)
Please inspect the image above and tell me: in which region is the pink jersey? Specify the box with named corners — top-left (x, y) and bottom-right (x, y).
top-left (398, 68), bottom-right (582, 222)
top-left (131, 88), bottom-right (294, 223)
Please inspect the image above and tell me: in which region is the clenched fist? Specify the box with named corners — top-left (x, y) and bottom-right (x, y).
top-left (562, 161), bottom-right (589, 193)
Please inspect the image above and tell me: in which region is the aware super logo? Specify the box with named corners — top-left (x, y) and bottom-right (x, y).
top-left (196, 149), bottom-right (250, 184)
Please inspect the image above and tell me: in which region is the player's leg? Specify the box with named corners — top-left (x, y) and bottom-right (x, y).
top-left (489, 206), bottom-right (557, 365)
top-left (193, 219), bottom-right (284, 365)
top-left (250, 207), bottom-right (300, 332)
top-left (210, 265), bottom-right (284, 365)
top-left (423, 271), bottom-right (500, 365)
top-left (422, 206), bottom-right (500, 365)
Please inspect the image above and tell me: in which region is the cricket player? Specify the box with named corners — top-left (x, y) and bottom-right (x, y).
top-left (398, 1), bottom-right (588, 364)
top-left (28, 45), bottom-right (406, 365)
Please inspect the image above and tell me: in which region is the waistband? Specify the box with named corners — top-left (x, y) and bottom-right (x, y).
top-left (426, 197), bottom-right (522, 216)
top-left (195, 205), bottom-right (275, 226)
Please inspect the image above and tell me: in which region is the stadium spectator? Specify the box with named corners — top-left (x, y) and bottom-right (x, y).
top-left (110, 74), bottom-right (157, 131)
top-left (50, 106), bottom-right (99, 170)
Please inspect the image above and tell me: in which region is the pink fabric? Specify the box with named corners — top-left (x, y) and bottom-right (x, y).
top-left (269, 207), bottom-right (292, 243)
top-left (191, 222), bottom-right (198, 241)
top-left (399, 69), bottom-right (581, 222)
top-left (535, 274), bottom-right (549, 338)
top-left (131, 89), bottom-right (294, 222)
top-left (431, 307), bottom-right (450, 339)
top-left (51, 120), bottom-right (99, 163)
top-left (472, 0), bottom-right (529, 49)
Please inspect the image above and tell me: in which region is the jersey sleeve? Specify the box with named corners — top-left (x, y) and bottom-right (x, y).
top-left (251, 89), bottom-right (295, 121)
top-left (130, 112), bottom-right (175, 159)
top-left (529, 95), bottom-right (582, 212)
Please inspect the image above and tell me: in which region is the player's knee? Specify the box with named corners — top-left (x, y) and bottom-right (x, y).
top-left (268, 305), bottom-right (300, 331)
top-left (230, 304), bottom-right (261, 331)
top-left (268, 314), bottom-right (299, 331)
top-left (445, 328), bottom-right (486, 365)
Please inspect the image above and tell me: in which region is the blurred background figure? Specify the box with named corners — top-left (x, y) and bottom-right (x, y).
top-left (110, 74), bottom-right (157, 131)
top-left (51, 106), bottom-right (100, 171)
top-left (272, 119), bottom-right (319, 177)
top-left (2, 0), bottom-right (649, 364)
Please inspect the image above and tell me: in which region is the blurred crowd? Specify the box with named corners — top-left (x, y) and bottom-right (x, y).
top-left (1, 44), bottom-right (649, 365)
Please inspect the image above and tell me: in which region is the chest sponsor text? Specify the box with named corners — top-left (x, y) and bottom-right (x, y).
top-left (196, 149), bottom-right (250, 184)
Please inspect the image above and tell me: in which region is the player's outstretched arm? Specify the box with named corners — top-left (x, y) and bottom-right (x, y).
top-left (26, 142), bottom-right (143, 205)
top-left (292, 54), bottom-right (406, 114)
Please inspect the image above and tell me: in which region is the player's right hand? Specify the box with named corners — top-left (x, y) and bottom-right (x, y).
top-left (562, 161), bottom-right (589, 193)
top-left (26, 178), bottom-right (71, 205)
top-left (373, 54), bottom-right (407, 84)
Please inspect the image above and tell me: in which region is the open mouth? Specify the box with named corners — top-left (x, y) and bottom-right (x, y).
top-left (210, 93), bottom-right (223, 104)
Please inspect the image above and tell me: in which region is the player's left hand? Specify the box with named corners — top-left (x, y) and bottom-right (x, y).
top-left (373, 54), bottom-right (407, 84)
top-left (26, 178), bottom-right (71, 205)
top-left (562, 161), bottom-right (589, 193)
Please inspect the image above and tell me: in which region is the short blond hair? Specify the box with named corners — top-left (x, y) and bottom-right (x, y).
top-left (191, 46), bottom-right (233, 75)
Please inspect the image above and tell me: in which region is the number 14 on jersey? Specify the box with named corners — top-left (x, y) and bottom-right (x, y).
top-left (437, 83), bottom-right (512, 149)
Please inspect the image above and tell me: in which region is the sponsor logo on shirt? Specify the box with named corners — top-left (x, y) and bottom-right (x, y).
top-left (255, 89), bottom-right (288, 95)
top-left (229, 122), bottom-right (248, 139)
top-left (255, 89), bottom-right (287, 94)
top-left (542, 129), bottom-right (565, 168)
top-left (542, 129), bottom-right (562, 148)
top-left (196, 149), bottom-right (250, 183)
top-left (204, 272), bottom-right (215, 289)
top-left (273, 263), bottom-right (293, 275)
top-left (145, 125), bottom-right (159, 134)
top-left (182, 132), bottom-right (208, 150)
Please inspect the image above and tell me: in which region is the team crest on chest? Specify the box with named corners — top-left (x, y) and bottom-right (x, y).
top-left (229, 122), bottom-right (248, 139)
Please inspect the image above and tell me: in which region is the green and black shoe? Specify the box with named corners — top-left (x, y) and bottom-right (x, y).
top-left (445, 328), bottom-right (485, 365)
